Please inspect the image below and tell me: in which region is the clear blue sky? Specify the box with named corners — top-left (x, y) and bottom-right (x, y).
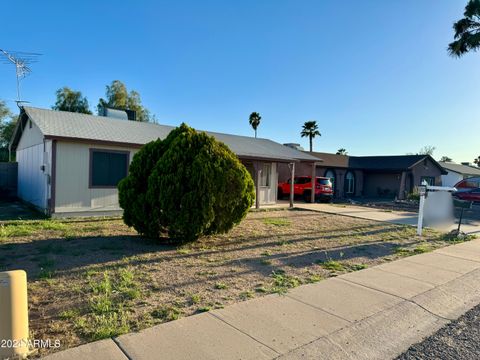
top-left (1, 1), bottom-right (478, 162)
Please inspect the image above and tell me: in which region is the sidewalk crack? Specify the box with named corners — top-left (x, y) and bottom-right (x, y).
top-left (112, 337), bottom-right (133, 360)
top-left (207, 313), bottom-right (281, 355)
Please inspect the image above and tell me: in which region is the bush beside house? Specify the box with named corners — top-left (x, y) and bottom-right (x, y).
top-left (119, 123), bottom-right (255, 243)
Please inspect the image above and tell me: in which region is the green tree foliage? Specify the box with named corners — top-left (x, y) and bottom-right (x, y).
top-left (300, 121), bottom-right (321, 152)
top-left (97, 80), bottom-right (152, 122)
top-left (474, 156), bottom-right (480, 167)
top-left (52, 87), bottom-right (92, 114)
top-left (0, 100), bottom-right (15, 161)
top-left (418, 145), bottom-right (436, 156)
top-left (248, 112), bottom-right (261, 138)
top-left (439, 156), bottom-right (453, 162)
top-left (448, 0), bottom-right (480, 57)
top-left (118, 124), bottom-right (255, 243)
top-left (336, 148), bottom-right (348, 155)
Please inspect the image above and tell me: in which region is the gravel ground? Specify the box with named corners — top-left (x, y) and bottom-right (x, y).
top-left (397, 303), bottom-right (480, 360)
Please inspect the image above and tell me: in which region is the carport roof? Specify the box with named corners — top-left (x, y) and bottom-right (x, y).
top-left (11, 107), bottom-right (318, 163)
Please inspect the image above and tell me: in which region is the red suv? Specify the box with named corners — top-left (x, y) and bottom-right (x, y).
top-left (278, 176), bottom-right (333, 202)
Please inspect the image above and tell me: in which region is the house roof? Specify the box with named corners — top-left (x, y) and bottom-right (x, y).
top-left (308, 151), bottom-right (349, 168)
top-left (439, 161), bottom-right (480, 176)
top-left (349, 155), bottom-right (435, 171)
top-left (308, 151), bottom-right (447, 174)
top-left (11, 107), bottom-right (318, 163)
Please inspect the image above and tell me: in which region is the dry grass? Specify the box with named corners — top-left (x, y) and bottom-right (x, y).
top-left (0, 209), bottom-right (465, 357)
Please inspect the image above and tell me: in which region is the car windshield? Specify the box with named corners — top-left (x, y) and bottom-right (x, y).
top-left (317, 178), bottom-right (331, 186)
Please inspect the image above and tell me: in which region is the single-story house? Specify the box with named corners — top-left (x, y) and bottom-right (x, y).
top-left (278, 151), bottom-right (447, 199)
top-left (439, 161), bottom-right (480, 187)
top-left (9, 107), bottom-right (318, 216)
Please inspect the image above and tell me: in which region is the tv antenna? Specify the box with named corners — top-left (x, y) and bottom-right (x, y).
top-left (0, 49), bottom-right (41, 104)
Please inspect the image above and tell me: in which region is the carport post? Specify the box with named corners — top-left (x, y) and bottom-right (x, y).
top-left (289, 162), bottom-right (295, 208)
top-left (311, 162), bottom-right (316, 203)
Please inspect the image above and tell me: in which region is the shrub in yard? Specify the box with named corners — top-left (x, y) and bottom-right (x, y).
top-left (119, 123), bottom-right (255, 243)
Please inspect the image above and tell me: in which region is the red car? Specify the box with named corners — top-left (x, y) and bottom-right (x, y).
top-left (454, 177), bottom-right (480, 191)
top-left (278, 176), bottom-right (333, 202)
top-left (454, 188), bottom-right (480, 203)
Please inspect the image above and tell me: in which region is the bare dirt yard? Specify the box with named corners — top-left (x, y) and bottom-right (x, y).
top-left (0, 208), bottom-right (468, 357)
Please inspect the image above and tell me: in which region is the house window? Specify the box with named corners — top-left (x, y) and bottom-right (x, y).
top-left (89, 149), bottom-right (129, 188)
top-left (345, 171), bottom-right (355, 195)
top-left (420, 176), bottom-right (435, 186)
top-left (260, 163), bottom-right (271, 187)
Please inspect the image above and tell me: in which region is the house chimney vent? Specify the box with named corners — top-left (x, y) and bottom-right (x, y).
top-left (101, 107), bottom-right (136, 121)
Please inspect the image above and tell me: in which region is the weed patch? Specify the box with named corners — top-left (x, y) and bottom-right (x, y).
top-left (270, 270), bottom-right (301, 294)
top-left (263, 218), bottom-right (291, 226)
top-left (317, 260), bottom-right (345, 272)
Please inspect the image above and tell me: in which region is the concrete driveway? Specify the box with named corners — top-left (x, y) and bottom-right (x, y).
top-left (297, 203), bottom-right (480, 235)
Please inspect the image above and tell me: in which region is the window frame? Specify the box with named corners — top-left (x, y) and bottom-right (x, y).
top-left (420, 176), bottom-right (435, 186)
top-left (260, 163), bottom-right (271, 187)
top-left (89, 148), bottom-right (130, 189)
top-left (345, 171), bottom-right (355, 195)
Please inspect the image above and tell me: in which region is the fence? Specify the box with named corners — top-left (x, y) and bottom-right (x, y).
top-left (0, 162), bottom-right (18, 199)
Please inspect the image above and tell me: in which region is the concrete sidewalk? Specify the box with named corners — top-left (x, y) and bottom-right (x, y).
top-left (43, 238), bottom-right (480, 360)
top-left (297, 203), bottom-right (480, 235)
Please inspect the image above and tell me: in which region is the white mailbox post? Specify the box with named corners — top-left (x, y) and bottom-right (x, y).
top-left (417, 181), bottom-right (457, 236)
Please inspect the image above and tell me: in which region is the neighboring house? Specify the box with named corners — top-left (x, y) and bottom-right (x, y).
top-left (439, 161), bottom-right (480, 187)
top-left (9, 107), bottom-right (317, 216)
top-left (278, 152), bottom-right (446, 199)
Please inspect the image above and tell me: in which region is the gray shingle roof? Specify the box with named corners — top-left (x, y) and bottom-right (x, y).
top-left (19, 107), bottom-right (317, 162)
top-left (439, 162), bottom-right (480, 176)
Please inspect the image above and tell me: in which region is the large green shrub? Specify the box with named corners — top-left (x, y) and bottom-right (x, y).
top-left (118, 124), bottom-right (255, 243)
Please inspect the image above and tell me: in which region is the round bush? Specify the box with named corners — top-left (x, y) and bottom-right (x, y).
top-left (118, 123), bottom-right (255, 243)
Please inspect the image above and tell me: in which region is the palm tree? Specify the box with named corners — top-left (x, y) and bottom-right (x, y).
top-left (474, 156), bottom-right (480, 166)
top-left (300, 121), bottom-right (321, 152)
top-left (249, 112), bottom-right (261, 138)
top-left (448, 0), bottom-right (480, 57)
top-left (336, 148), bottom-right (348, 155)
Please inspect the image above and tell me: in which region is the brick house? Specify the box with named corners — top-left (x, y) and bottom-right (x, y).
top-left (278, 152), bottom-right (446, 200)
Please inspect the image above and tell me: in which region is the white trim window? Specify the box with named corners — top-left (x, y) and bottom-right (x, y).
top-left (345, 171), bottom-right (355, 194)
top-left (260, 163), bottom-right (271, 187)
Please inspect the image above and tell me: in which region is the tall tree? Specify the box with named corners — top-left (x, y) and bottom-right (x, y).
top-left (0, 100), bottom-right (15, 161)
top-left (300, 121), bottom-right (321, 152)
top-left (418, 145), bottom-right (436, 156)
top-left (248, 112), bottom-right (261, 138)
top-left (336, 148), bottom-right (348, 155)
top-left (448, 0), bottom-right (480, 57)
top-left (52, 87), bottom-right (92, 114)
top-left (439, 156), bottom-right (453, 162)
top-left (97, 80), bottom-right (152, 122)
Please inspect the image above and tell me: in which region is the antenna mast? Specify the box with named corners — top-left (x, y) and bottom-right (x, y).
top-left (0, 49), bottom-right (41, 103)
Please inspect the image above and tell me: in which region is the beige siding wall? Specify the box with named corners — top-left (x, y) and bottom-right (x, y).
top-left (54, 142), bottom-right (138, 213)
top-left (16, 121), bottom-right (50, 211)
top-left (17, 120), bottom-right (44, 150)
